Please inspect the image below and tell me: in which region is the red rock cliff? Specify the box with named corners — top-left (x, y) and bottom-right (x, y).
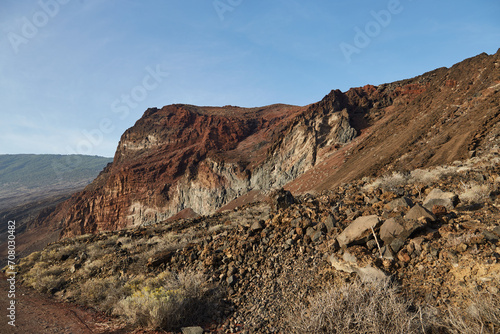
top-left (43, 49), bottom-right (499, 238)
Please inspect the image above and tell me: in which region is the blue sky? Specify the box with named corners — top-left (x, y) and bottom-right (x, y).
top-left (1, 0), bottom-right (499, 157)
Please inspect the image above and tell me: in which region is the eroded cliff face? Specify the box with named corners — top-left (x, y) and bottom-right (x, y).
top-left (50, 49), bottom-right (500, 238)
top-left (53, 92), bottom-right (366, 237)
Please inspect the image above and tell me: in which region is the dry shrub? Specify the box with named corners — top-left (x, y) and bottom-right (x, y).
top-left (439, 289), bottom-right (500, 334)
top-left (23, 261), bottom-right (66, 293)
top-left (18, 251), bottom-right (41, 270)
top-left (114, 270), bottom-right (219, 330)
top-left (459, 183), bottom-right (491, 204)
top-left (81, 259), bottom-right (105, 277)
top-left (77, 276), bottom-right (125, 313)
top-left (363, 172), bottom-right (409, 191)
top-left (80, 277), bottom-right (116, 304)
top-left (86, 245), bottom-right (106, 261)
top-left (410, 167), bottom-right (447, 185)
top-left (287, 279), bottom-right (429, 334)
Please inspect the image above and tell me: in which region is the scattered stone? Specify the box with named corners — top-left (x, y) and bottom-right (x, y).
top-left (397, 249), bottom-right (411, 263)
top-left (328, 252), bottom-right (388, 283)
top-left (305, 227), bottom-right (316, 237)
top-left (70, 263), bottom-right (81, 273)
top-left (380, 245), bottom-right (394, 260)
top-left (311, 230), bottom-right (323, 243)
top-left (147, 250), bottom-right (175, 267)
top-left (182, 326), bottom-right (204, 334)
top-left (390, 238), bottom-right (405, 253)
top-left (323, 214), bottom-right (336, 233)
top-left (366, 239), bottom-right (378, 251)
top-left (379, 217), bottom-right (424, 245)
top-left (250, 221), bottom-right (264, 232)
top-left (432, 205), bottom-right (447, 216)
top-left (337, 215), bottom-right (381, 247)
top-left (423, 189), bottom-right (458, 210)
top-left (405, 204), bottom-right (436, 222)
top-left (457, 243), bottom-right (468, 252)
top-left (271, 188), bottom-right (295, 210)
top-left (483, 231), bottom-right (499, 243)
top-left (385, 197), bottom-right (414, 211)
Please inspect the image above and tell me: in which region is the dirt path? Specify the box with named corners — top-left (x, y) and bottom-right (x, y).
top-left (0, 273), bottom-right (126, 334)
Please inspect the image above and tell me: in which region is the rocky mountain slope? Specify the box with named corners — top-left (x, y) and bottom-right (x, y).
top-left (10, 49), bottom-right (500, 333)
top-left (37, 49), bottom-right (500, 240)
top-left (17, 151), bottom-right (500, 333)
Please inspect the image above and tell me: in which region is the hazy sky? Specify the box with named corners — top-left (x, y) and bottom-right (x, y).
top-left (1, 0), bottom-right (499, 157)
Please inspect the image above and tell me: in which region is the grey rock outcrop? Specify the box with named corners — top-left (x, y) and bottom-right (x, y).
top-left (423, 189), bottom-right (458, 210)
top-left (380, 216), bottom-right (425, 245)
top-left (385, 197), bottom-right (414, 211)
top-left (337, 215), bottom-right (381, 247)
top-left (405, 204), bottom-right (436, 222)
top-left (328, 251), bottom-right (388, 282)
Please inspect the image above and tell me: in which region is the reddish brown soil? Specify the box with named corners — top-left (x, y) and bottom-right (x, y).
top-left (0, 273), bottom-right (124, 334)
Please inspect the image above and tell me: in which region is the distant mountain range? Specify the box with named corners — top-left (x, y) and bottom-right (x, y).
top-left (0, 154), bottom-right (112, 210)
top-left (0, 154), bottom-right (112, 266)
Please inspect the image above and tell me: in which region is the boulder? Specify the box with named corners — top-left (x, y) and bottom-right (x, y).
top-left (323, 214), bottom-right (337, 233)
top-left (250, 220), bottom-right (264, 232)
top-left (432, 205), bottom-right (447, 216)
top-left (271, 188), bottom-right (295, 210)
top-left (337, 215), bottom-right (381, 247)
top-left (379, 217), bottom-right (424, 245)
top-left (384, 197), bottom-right (414, 211)
top-left (379, 218), bottom-right (405, 244)
top-left (423, 189), bottom-right (458, 210)
top-left (328, 252), bottom-right (388, 283)
top-left (147, 250), bottom-right (175, 267)
top-left (405, 204), bottom-right (436, 222)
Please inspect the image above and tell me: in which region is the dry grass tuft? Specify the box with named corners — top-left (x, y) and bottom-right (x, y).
top-left (287, 279), bottom-right (429, 334)
top-left (438, 289), bottom-right (500, 334)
